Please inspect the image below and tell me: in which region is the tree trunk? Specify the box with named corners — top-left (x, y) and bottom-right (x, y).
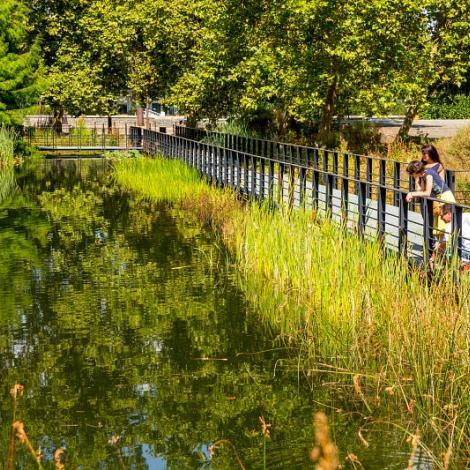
top-left (52, 107), bottom-right (64, 133)
top-left (317, 75), bottom-right (338, 146)
top-left (395, 106), bottom-right (418, 142)
top-left (136, 105), bottom-right (144, 127)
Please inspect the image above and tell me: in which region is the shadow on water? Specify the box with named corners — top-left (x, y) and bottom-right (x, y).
top-left (0, 159), bottom-right (436, 469)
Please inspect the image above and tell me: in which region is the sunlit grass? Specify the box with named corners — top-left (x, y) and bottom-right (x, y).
top-left (112, 155), bottom-right (470, 466)
top-left (113, 156), bottom-right (209, 202)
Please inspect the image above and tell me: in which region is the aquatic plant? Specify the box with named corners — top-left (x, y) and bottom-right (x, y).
top-left (113, 156), bottom-right (209, 202)
top-left (112, 156), bottom-right (470, 467)
top-left (0, 125), bottom-right (16, 163)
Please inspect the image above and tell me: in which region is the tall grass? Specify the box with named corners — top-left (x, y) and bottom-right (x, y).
top-left (113, 157), bottom-right (209, 201)
top-left (113, 156), bottom-right (470, 465)
top-left (0, 125), bottom-right (16, 163)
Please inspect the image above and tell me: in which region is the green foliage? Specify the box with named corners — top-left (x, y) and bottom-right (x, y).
top-left (421, 95), bottom-right (470, 119)
top-left (28, 0), bottom-right (470, 142)
top-left (0, 0), bottom-right (44, 124)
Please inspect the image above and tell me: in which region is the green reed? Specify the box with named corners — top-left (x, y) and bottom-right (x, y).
top-left (113, 156), bottom-right (209, 202)
top-left (0, 125), bottom-right (16, 163)
top-left (113, 156), bottom-right (470, 466)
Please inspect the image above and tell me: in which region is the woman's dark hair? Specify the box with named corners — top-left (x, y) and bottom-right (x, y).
top-left (421, 144), bottom-right (442, 164)
top-left (406, 160), bottom-right (425, 175)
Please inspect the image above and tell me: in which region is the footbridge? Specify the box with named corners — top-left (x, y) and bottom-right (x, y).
top-left (25, 126), bottom-right (145, 152)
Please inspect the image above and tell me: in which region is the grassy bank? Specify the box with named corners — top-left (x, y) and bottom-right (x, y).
top-left (113, 156), bottom-right (470, 467)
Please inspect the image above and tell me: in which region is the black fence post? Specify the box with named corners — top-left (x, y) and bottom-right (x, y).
top-left (366, 157), bottom-right (373, 199)
top-left (250, 155), bottom-right (257, 197)
top-left (398, 193), bottom-right (408, 256)
top-left (260, 158), bottom-right (266, 200)
top-left (358, 181), bottom-right (367, 236)
top-left (341, 153), bottom-right (349, 222)
top-left (422, 198), bottom-right (434, 262)
top-left (378, 160), bottom-right (387, 240)
top-left (278, 162), bottom-right (285, 205)
top-left (445, 169), bottom-right (455, 193)
top-left (326, 173), bottom-right (334, 216)
top-left (268, 159), bottom-right (275, 203)
top-left (333, 151), bottom-right (339, 189)
top-left (354, 155), bottom-right (361, 194)
top-left (312, 169), bottom-right (319, 210)
top-left (299, 165), bottom-right (306, 208)
top-left (288, 165), bottom-right (295, 209)
top-left (453, 205), bottom-right (463, 260)
top-left (393, 161), bottom-right (401, 206)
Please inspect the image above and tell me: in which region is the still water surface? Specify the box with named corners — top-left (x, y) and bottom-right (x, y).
top-left (0, 159), bottom-right (433, 468)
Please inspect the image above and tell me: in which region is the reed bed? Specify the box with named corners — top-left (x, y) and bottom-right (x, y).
top-left (113, 156), bottom-right (470, 466)
top-left (113, 156), bottom-right (208, 201)
top-left (0, 125), bottom-right (16, 164)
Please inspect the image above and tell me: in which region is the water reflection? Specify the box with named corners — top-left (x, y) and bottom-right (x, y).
top-left (0, 159), bottom-right (437, 468)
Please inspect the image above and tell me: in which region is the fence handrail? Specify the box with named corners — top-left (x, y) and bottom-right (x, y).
top-left (132, 126), bottom-right (470, 265)
top-left (174, 125), bottom-right (464, 200)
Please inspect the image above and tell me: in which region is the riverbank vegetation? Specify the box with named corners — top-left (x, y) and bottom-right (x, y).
top-left (113, 155), bottom-right (470, 467)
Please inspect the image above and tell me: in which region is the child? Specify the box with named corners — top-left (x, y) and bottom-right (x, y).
top-left (437, 204), bottom-right (470, 267)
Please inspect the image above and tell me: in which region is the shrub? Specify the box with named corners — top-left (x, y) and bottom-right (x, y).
top-left (421, 95), bottom-right (470, 119)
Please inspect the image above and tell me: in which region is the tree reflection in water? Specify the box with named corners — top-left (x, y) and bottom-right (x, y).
top-left (0, 159), bottom-right (427, 469)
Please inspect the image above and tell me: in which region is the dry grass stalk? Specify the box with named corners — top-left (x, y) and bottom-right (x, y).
top-left (407, 430), bottom-right (421, 470)
top-left (208, 439), bottom-right (246, 470)
top-left (346, 452), bottom-right (365, 469)
top-left (13, 420), bottom-right (44, 468)
top-left (310, 412), bottom-right (339, 470)
top-left (54, 448), bottom-right (66, 470)
top-left (357, 430), bottom-right (369, 448)
top-left (7, 383), bottom-right (25, 470)
top-left (352, 375), bottom-right (371, 412)
top-left (259, 416), bottom-right (271, 438)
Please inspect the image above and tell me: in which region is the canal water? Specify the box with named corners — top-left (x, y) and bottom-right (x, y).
top-left (0, 159), bottom-right (432, 468)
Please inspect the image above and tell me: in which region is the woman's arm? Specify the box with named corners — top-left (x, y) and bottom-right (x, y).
top-left (406, 175), bottom-right (432, 202)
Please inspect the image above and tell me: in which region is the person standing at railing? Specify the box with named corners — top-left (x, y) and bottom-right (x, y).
top-left (421, 144), bottom-right (445, 179)
top-left (405, 160), bottom-right (456, 235)
top-left (406, 160), bottom-right (456, 271)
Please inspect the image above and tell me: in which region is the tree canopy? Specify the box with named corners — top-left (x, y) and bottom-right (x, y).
top-left (19, 0), bottom-right (470, 139)
top-left (0, 0), bottom-right (44, 125)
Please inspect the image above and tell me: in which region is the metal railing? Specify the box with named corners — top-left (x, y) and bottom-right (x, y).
top-left (133, 126), bottom-right (470, 265)
top-left (174, 125), bottom-right (468, 203)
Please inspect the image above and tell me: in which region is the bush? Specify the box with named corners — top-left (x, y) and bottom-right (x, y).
top-left (421, 95), bottom-right (470, 119)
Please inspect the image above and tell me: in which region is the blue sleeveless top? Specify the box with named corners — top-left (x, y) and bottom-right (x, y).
top-left (424, 167), bottom-right (449, 197)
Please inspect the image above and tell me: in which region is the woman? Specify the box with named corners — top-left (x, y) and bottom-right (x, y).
top-left (421, 144), bottom-right (445, 179)
top-left (406, 160), bottom-right (456, 236)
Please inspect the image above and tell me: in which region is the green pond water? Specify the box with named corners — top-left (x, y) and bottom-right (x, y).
top-left (0, 159), bottom-right (434, 469)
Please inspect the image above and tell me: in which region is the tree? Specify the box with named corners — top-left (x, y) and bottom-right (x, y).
top-left (0, 0), bottom-right (44, 125)
top-left (397, 0), bottom-right (470, 140)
